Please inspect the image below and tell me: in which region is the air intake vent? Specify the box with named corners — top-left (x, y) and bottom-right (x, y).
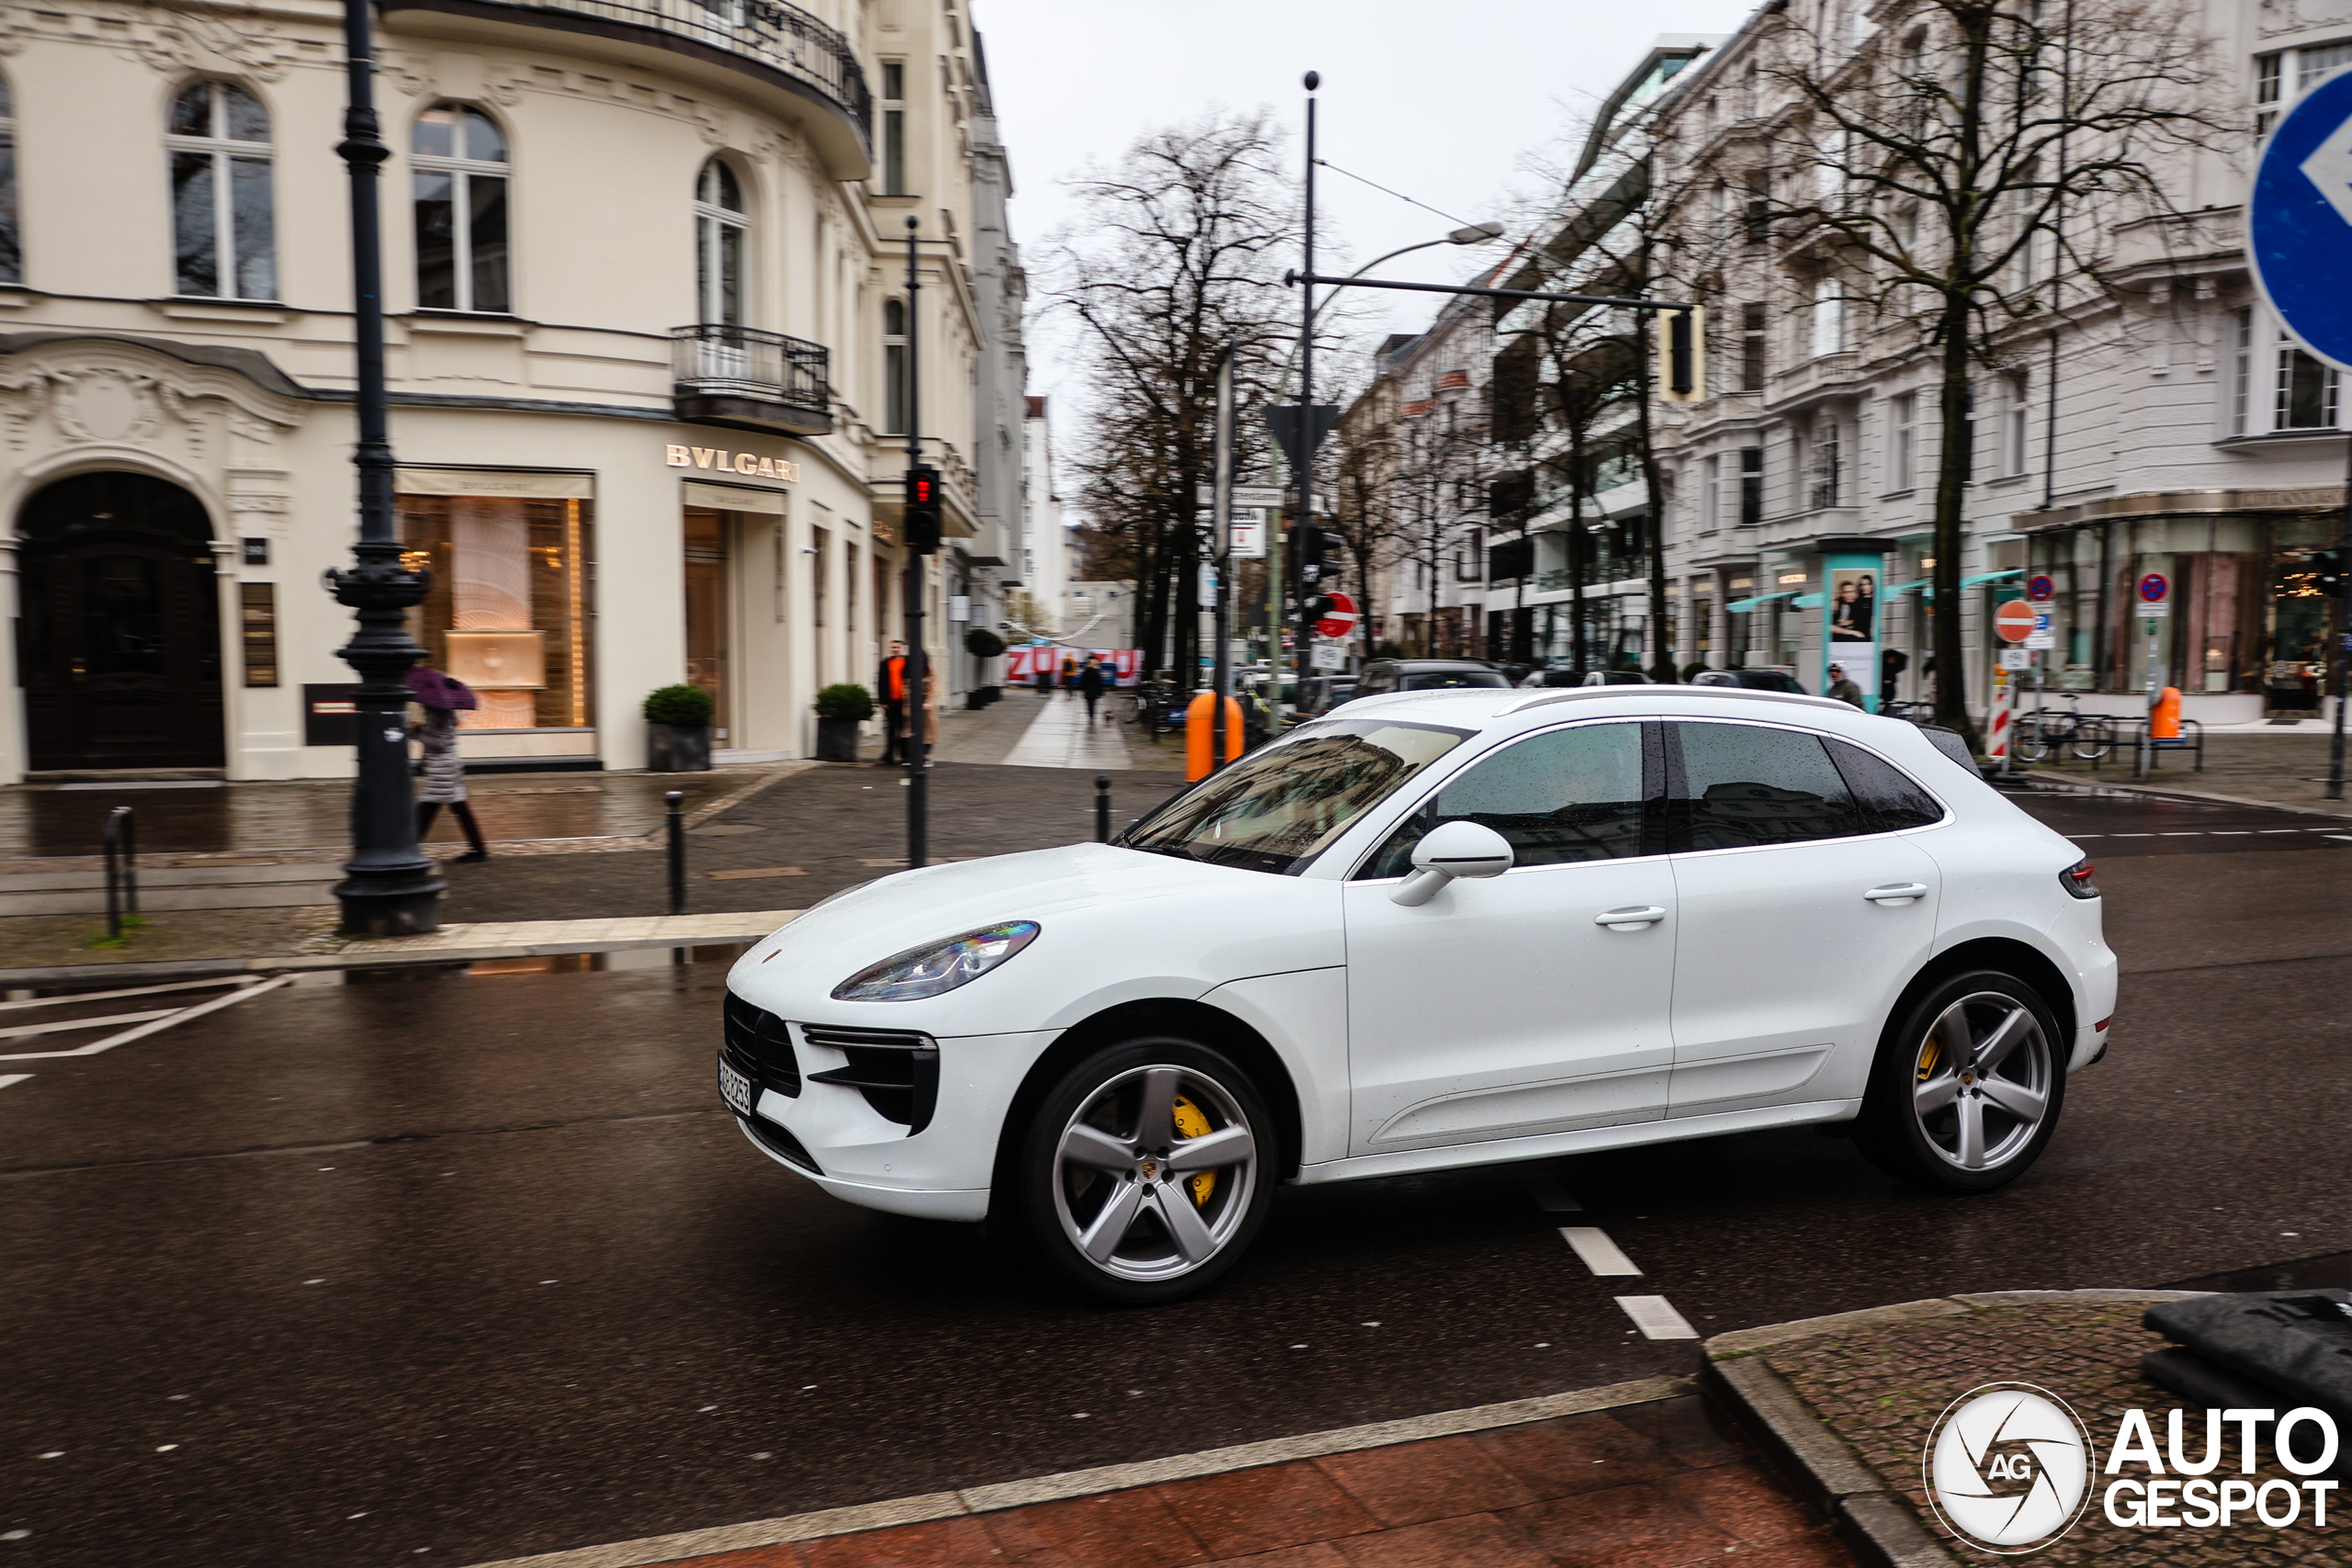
top-left (800, 1025), bottom-right (939, 1133)
top-left (723, 993), bottom-right (799, 1096)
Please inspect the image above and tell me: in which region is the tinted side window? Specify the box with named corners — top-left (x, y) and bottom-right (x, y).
top-left (1671, 722), bottom-right (1871, 850)
top-left (1826, 739), bottom-right (1945, 830)
top-left (1360, 723), bottom-right (1646, 878)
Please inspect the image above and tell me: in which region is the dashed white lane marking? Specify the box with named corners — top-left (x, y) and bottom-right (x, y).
top-left (1559, 1227), bottom-right (1643, 1277)
top-left (1615, 1295), bottom-right (1700, 1340)
top-left (0, 1074), bottom-right (29, 1091)
top-left (0, 974), bottom-right (293, 1062)
top-left (2160, 831), bottom-right (2204, 836)
top-left (1517, 1166), bottom-right (1583, 1213)
top-left (2328, 836), bottom-right (2352, 844)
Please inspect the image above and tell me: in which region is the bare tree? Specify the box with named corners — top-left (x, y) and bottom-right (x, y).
top-left (1043, 113), bottom-right (1302, 679)
top-left (1745, 0), bottom-right (2223, 742)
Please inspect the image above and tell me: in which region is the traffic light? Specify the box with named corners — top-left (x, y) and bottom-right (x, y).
top-left (1289, 523), bottom-right (1341, 587)
top-left (903, 465), bottom-right (942, 554)
top-left (2314, 548), bottom-right (2346, 598)
top-left (1653, 306), bottom-right (1706, 403)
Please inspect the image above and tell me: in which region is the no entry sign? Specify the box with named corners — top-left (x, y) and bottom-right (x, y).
top-left (1994, 600), bottom-right (2039, 644)
top-left (1315, 590), bottom-right (1359, 640)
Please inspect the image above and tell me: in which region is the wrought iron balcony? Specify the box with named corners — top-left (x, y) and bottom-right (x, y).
top-left (390, 0), bottom-right (870, 164)
top-left (673, 324), bottom-right (831, 437)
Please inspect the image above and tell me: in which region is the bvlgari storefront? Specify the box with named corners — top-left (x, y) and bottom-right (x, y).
top-left (2019, 488), bottom-right (2346, 719)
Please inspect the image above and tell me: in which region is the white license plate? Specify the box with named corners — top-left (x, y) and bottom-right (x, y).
top-left (718, 1055), bottom-right (755, 1117)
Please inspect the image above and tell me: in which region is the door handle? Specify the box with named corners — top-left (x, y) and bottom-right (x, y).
top-left (1863, 883), bottom-right (1930, 905)
top-left (1595, 906), bottom-right (1668, 931)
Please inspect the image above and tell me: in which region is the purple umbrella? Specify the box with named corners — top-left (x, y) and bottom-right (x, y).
top-left (406, 666), bottom-right (481, 711)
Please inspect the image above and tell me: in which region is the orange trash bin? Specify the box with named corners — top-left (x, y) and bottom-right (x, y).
top-left (1184, 691), bottom-right (1245, 780)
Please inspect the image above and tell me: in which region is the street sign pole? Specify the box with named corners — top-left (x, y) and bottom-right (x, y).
top-left (902, 217), bottom-right (928, 868)
top-left (2332, 434), bottom-right (2351, 799)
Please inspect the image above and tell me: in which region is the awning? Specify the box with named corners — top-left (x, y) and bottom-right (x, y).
top-left (1724, 590), bottom-right (1799, 614)
top-left (1962, 568), bottom-right (2025, 587)
top-left (1792, 592), bottom-right (1824, 609)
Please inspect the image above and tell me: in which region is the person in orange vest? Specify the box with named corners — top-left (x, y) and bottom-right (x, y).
top-left (876, 640), bottom-right (909, 766)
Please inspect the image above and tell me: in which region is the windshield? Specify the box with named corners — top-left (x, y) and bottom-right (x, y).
top-left (1399, 670), bottom-right (1509, 691)
top-left (1117, 719), bottom-right (1470, 874)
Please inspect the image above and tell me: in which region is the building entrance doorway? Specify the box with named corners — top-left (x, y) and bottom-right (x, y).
top-left (17, 472), bottom-right (224, 771)
top-left (683, 506), bottom-right (730, 741)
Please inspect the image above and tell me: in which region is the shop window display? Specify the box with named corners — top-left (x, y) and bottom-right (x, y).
top-left (400, 495), bottom-right (594, 728)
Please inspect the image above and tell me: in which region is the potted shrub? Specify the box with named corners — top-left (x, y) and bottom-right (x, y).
top-left (644, 683), bottom-right (715, 772)
top-left (813, 682), bottom-right (874, 762)
top-left (964, 627), bottom-right (1006, 707)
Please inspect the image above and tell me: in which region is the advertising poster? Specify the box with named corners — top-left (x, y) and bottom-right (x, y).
top-left (1820, 558), bottom-right (1883, 710)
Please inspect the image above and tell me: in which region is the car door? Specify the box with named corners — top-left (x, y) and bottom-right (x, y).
top-left (1342, 720), bottom-right (1679, 1156)
top-left (1663, 719), bottom-right (1944, 1118)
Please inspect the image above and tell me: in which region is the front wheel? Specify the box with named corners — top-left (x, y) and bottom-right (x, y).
top-left (1855, 971), bottom-right (2066, 1193)
top-left (1016, 1038), bottom-right (1274, 1303)
top-left (2012, 716), bottom-right (2053, 764)
top-left (2071, 717), bottom-right (2115, 762)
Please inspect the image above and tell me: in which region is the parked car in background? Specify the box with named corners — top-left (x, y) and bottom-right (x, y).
top-left (1578, 670), bottom-right (1656, 686)
top-left (1692, 670), bottom-right (1807, 694)
top-left (1295, 676), bottom-right (1358, 717)
top-left (1351, 660), bottom-right (1511, 697)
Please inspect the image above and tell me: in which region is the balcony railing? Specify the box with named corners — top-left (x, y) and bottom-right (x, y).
top-left (673, 323), bottom-right (831, 435)
top-left (457, 0), bottom-right (870, 145)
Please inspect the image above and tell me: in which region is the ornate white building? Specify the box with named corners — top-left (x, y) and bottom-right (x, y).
top-left (0, 0), bottom-right (1024, 780)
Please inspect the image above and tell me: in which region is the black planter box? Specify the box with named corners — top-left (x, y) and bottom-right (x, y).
top-left (647, 722), bottom-right (711, 773)
top-left (814, 716), bottom-right (862, 762)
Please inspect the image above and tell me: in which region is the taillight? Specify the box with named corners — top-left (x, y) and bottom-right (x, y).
top-left (2060, 857), bottom-right (2100, 899)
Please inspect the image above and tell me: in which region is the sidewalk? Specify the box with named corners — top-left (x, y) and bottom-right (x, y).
top-left (1701, 1289), bottom-right (2346, 1567)
top-left (2023, 731), bottom-right (2352, 817)
top-left (465, 1378), bottom-right (1855, 1568)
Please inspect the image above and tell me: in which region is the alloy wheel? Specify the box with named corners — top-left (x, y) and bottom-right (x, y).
top-left (1909, 990), bottom-right (2055, 1171)
top-left (1050, 1064), bottom-right (1259, 1283)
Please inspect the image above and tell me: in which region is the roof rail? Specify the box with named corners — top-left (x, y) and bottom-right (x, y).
top-left (1504, 686), bottom-right (1858, 717)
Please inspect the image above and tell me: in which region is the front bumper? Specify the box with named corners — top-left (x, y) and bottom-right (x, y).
top-left (717, 1010), bottom-right (1056, 1218)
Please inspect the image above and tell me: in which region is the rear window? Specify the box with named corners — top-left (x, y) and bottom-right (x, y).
top-left (1673, 722), bottom-right (1873, 849)
top-left (1826, 739), bottom-right (1946, 830)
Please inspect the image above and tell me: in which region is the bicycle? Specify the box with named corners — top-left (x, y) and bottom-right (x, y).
top-left (2013, 693), bottom-right (2114, 763)
top-left (1881, 699), bottom-right (1936, 726)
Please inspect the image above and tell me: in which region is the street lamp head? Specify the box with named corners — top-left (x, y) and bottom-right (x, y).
top-left (1303, 70), bottom-right (1320, 91)
top-left (906, 215), bottom-right (918, 231)
top-left (1447, 221), bottom-right (1506, 245)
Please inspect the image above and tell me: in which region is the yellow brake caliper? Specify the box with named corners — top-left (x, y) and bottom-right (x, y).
top-left (1917, 1036), bottom-right (1941, 1083)
top-left (1171, 1095), bottom-right (1216, 1207)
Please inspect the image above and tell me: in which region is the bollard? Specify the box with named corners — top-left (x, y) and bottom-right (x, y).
top-left (101, 808), bottom-right (124, 941)
top-left (665, 790), bottom-right (686, 916)
top-left (119, 806), bottom-right (138, 918)
top-left (1183, 691), bottom-right (1245, 781)
top-left (1094, 774), bottom-right (1112, 843)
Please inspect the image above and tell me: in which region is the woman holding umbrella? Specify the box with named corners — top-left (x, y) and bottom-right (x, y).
top-left (408, 666), bottom-right (489, 863)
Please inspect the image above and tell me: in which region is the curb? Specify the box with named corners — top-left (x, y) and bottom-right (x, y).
top-left (457, 1373), bottom-right (1694, 1568)
top-left (2015, 769), bottom-right (2352, 820)
top-left (1698, 1289), bottom-right (2210, 1568)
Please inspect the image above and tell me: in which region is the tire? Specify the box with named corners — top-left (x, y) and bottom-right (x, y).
top-left (2013, 716), bottom-right (2052, 764)
top-left (2071, 718), bottom-right (2115, 762)
top-left (1855, 970), bottom-right (2067, 1193)
top-left (1016, 1037), bottom-right (1275, 1304)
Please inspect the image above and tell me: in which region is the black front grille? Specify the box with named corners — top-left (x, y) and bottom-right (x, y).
top-left (801, 1025), bottom-right (939, 1133)
top-left (723, 993), bottom-right (799, 1096)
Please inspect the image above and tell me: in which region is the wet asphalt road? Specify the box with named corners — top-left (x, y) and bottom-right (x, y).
top-left (2, 785), bottom-right (2348, 1567)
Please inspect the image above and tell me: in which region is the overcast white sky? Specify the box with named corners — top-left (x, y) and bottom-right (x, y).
top-left (975, 0), bottom-right (1760, 468)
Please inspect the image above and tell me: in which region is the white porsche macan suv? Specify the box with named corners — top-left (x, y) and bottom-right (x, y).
top-left (718, 686), bottom-right (2117, 1303)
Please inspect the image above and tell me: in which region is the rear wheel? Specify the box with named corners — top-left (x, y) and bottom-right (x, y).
top-left (1856, 971), bottom-right (2066, 1192)
top-left (1016, 1038), bottom-right (1274, 1303)
top-left (2012, 715), bottom-right (2052, 763)
top-left (2071, 716), bottom-right (2115, 762)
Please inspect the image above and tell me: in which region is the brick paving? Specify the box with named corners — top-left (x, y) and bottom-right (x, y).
top-left (1758, 1302), bottom-right (2350, 1564)
top-left (656, 1396), bottom-right (1853, 1568)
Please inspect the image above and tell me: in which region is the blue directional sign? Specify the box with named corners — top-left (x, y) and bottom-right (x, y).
top-left (2252, 70), bottom-right (2352, 371)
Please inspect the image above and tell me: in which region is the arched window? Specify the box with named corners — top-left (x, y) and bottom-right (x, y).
top-left (883, 298), bottom-right (908, 434)
top-left (0, 77), bottom-right (18, 285)
top-left (167, 81), bottom-right (275, 299)
top-left (413, 103), bottom-right (509, 313)
top-left (695, 159), bottom-right (746, 327)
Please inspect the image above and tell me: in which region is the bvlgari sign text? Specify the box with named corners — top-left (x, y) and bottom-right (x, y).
top-left (666, 445), bottom-right (799, 482)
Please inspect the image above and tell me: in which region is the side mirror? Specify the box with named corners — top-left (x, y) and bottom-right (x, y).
top-left (1390, 820), bottom-right (1514, 908)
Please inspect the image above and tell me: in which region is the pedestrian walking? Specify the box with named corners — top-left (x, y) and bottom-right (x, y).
top-left (407, 666), bottom-right (489, 862)
top-left (1078, 654), bottom-right (1108, 726)
top-left (1826, 661), bottom-right (1865, 708)
top-left (876, 640), bottom-right (909, 766)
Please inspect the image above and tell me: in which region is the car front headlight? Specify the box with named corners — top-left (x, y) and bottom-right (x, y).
top-left (830, 920), bottom-right (1041, 1002)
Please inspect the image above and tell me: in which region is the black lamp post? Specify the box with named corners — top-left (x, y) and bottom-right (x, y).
top-left (901, 217), bottom-right (931, 867)
top-left (326, 0), bottom-right (443, 934)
